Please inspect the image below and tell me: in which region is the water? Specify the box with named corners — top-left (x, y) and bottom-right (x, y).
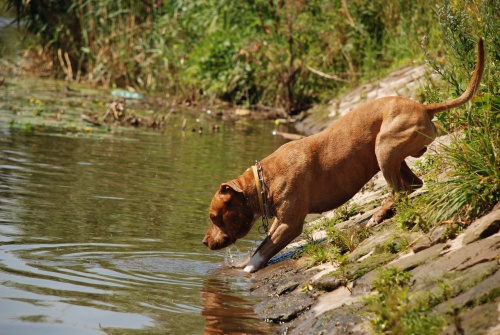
top-left (0, 104), bottom-right (288, 333)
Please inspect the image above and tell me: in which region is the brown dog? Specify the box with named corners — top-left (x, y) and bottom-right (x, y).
top-left (203, 39), bottom-right (485, 273)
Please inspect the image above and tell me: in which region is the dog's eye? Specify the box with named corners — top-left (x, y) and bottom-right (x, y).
top-left (209, 213), bottom-right (222, 226)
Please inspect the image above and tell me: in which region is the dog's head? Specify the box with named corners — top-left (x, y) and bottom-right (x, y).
top-left (202, 179), bottom-right (256, 250)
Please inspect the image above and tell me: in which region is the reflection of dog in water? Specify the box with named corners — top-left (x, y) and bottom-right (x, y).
top-left (201, 271), bottom-right (273, 334)
top-left (203, 39), bottom-right (485, 273)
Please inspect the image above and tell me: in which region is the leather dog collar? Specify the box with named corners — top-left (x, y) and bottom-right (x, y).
top-left (252, 161), bottom-right (270, 234)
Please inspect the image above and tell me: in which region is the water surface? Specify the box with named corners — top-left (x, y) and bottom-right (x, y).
top-left (0, 109), bottom-right (287, 334)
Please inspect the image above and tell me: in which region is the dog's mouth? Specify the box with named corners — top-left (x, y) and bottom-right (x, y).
top-left (202, 234), bottom-right (234, 250)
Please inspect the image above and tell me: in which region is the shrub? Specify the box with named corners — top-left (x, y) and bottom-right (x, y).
top-left (424, 107), bottom-right (500, 224)
top-left (6, 0), bottom-right (440, 114)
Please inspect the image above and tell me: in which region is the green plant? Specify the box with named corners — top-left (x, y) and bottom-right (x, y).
top-left (378, 236), bottom-right (410, 254)
top-left (394, 195), bottom-right (430, 232)
top-left (326, 225), bottom-right (372, 254)
top-left (365, 267), bottom-right (446, 334)
top-left (424, 107), bottom-right (500, 224)
top-left (300, 240), bottom-right (340, 268)
top-left (6, 0), bottom-right (444, 114)
top-left (325, 201), bottom-right (361, 226)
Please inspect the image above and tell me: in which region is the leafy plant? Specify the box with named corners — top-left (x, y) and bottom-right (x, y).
top-left (326, 225), bottom-right (372, 254)
top-left (394, 195), bottom-right (430, 232)
top-left (365, 267), bottom-right (446, 335)
top-left (6, 0), bottom-right (444, 114)
top-left (424, 106), bottom-right (500, 224)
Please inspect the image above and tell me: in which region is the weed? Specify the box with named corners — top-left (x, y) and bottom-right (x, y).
top-left (326, 225), bottom-right (372, 254)
top-left (424, 108), bottom-right (500, 224)
top-left (394, 195), bottom-right (430, 232)
top-left (365, 267), bottom-right (446, 335)
top-left (377, 236), bottom-right (410, 254)
top-left (324, 201), bottom-right (361, 227)
top-left (300, 241), bottom-right (340, 268)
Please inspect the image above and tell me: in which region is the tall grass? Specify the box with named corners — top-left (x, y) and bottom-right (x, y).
top-left (424, 107), bottom-right (500, 223)
top-left (6, 0), bottom-right (438, 113)
top-left (418, 0), bottom-right (500, 224)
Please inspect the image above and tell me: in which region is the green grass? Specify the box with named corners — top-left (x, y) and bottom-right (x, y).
top-left (365, 267), bottom-right (447, 335)
top-left (424, 106), bottom-right (500, 224)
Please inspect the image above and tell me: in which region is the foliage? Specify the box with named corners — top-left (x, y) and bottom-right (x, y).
top-left (7, 0), bottom-right (439, 114)
top-left (299, 229), bottom-right (339, 267)
top-left (377, 235), bottom-right (410, 254)
top-left (414, 0), bottom-right (500, 225)
top-left (421, 0), bottom-right (500, 132)
top-left (365, 267), bottom-right (446, 335)
top-left (394, 195), bottom-right (430, 232)
top-left (424, 107), bottom-right (500, 224)
top-left (326, 201), bottom-right (361, 225)
top-left (326, 225), bottom-right (371, 254)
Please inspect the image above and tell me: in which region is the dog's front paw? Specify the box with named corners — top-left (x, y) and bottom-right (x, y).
top-left (242, 252), bottom-right (265, 273)
top-left (367, 216), bottom-right (378, 227)
top-left (243, 264), bottom-right (257, 273)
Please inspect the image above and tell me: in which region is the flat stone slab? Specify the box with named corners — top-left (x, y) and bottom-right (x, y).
top-left (413, 225), bottom-right (447, 253)
top-left (389, 242), bottom-right (447, 271)
top-left (255, 293), bottom-right (315, 322)
top-left (463, 204), bottom-right (500, 245)
top-left (312, 287), bottom-right (357, 315)
top-left (436, 268), bottom-right (500, 314)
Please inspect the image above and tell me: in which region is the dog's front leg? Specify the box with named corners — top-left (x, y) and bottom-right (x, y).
top-left (243, 222), bottom-right (303, 273)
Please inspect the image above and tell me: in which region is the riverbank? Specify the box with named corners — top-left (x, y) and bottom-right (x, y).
top-left (246, 161), bottom-right (499, 334)
top-left (0, 72), bottom-right (289, 138)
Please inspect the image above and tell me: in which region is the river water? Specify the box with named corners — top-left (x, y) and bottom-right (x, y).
top-left (0, 80), bottom-right (288, 334)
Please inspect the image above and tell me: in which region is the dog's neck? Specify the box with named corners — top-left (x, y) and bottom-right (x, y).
top-left (252, 165), bottom-right (266, 216)
top-left (252, 162), bottom-right (271, 234)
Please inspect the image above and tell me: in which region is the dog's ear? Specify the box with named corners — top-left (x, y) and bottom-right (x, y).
top-left (218, 180), bottom-right (243, 202)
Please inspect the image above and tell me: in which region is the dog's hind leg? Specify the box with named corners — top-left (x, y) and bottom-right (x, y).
top-left (368, 139), bottom-right (407, 226)
top-left (401, 160), bottom-right (423, 193)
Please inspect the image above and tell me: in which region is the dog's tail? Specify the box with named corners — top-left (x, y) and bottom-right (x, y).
top-left (426, 38), bottom-right (485, 116)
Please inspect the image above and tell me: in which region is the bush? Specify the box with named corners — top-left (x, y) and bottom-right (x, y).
top-left (6, 0), bottom-right (440, 114)
top-left (424, 107), bottom-right (500, 223)
top-left (419, 0), bottom-right (500, 224)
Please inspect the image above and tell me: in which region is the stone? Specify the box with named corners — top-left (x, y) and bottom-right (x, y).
top-left (463, 204), bottom-right (500, 245)
top-left (276, 280), bottom-right (301, 296)
top-left (389, 243), bottom-right (446, 271)
top-left (412, 225), bottom-right (447, 253)
top-left (436, 268), bottom-right (500, 314)
top-left (348, 228), bottom-right (397, 261)
top-left (440, 298), bottom-right (500, 335)
top-left (312, 274), bottom-right (346, 292)
top-left (290, 302), bottom-right (367, 335)
top-left (407, 233), bottom-right (500, 284)
top-left (312, 287), bottom-right (357, 315)
top-left (234, 108), bottom-right (251, 116)
top-left (254, 293), bottom-right (315, 322)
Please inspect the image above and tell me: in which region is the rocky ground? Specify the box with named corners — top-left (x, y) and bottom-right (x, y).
top-left (248, 191), bottom-right (499, 334)
top-left (246, 65), bottom-right (500, 335)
